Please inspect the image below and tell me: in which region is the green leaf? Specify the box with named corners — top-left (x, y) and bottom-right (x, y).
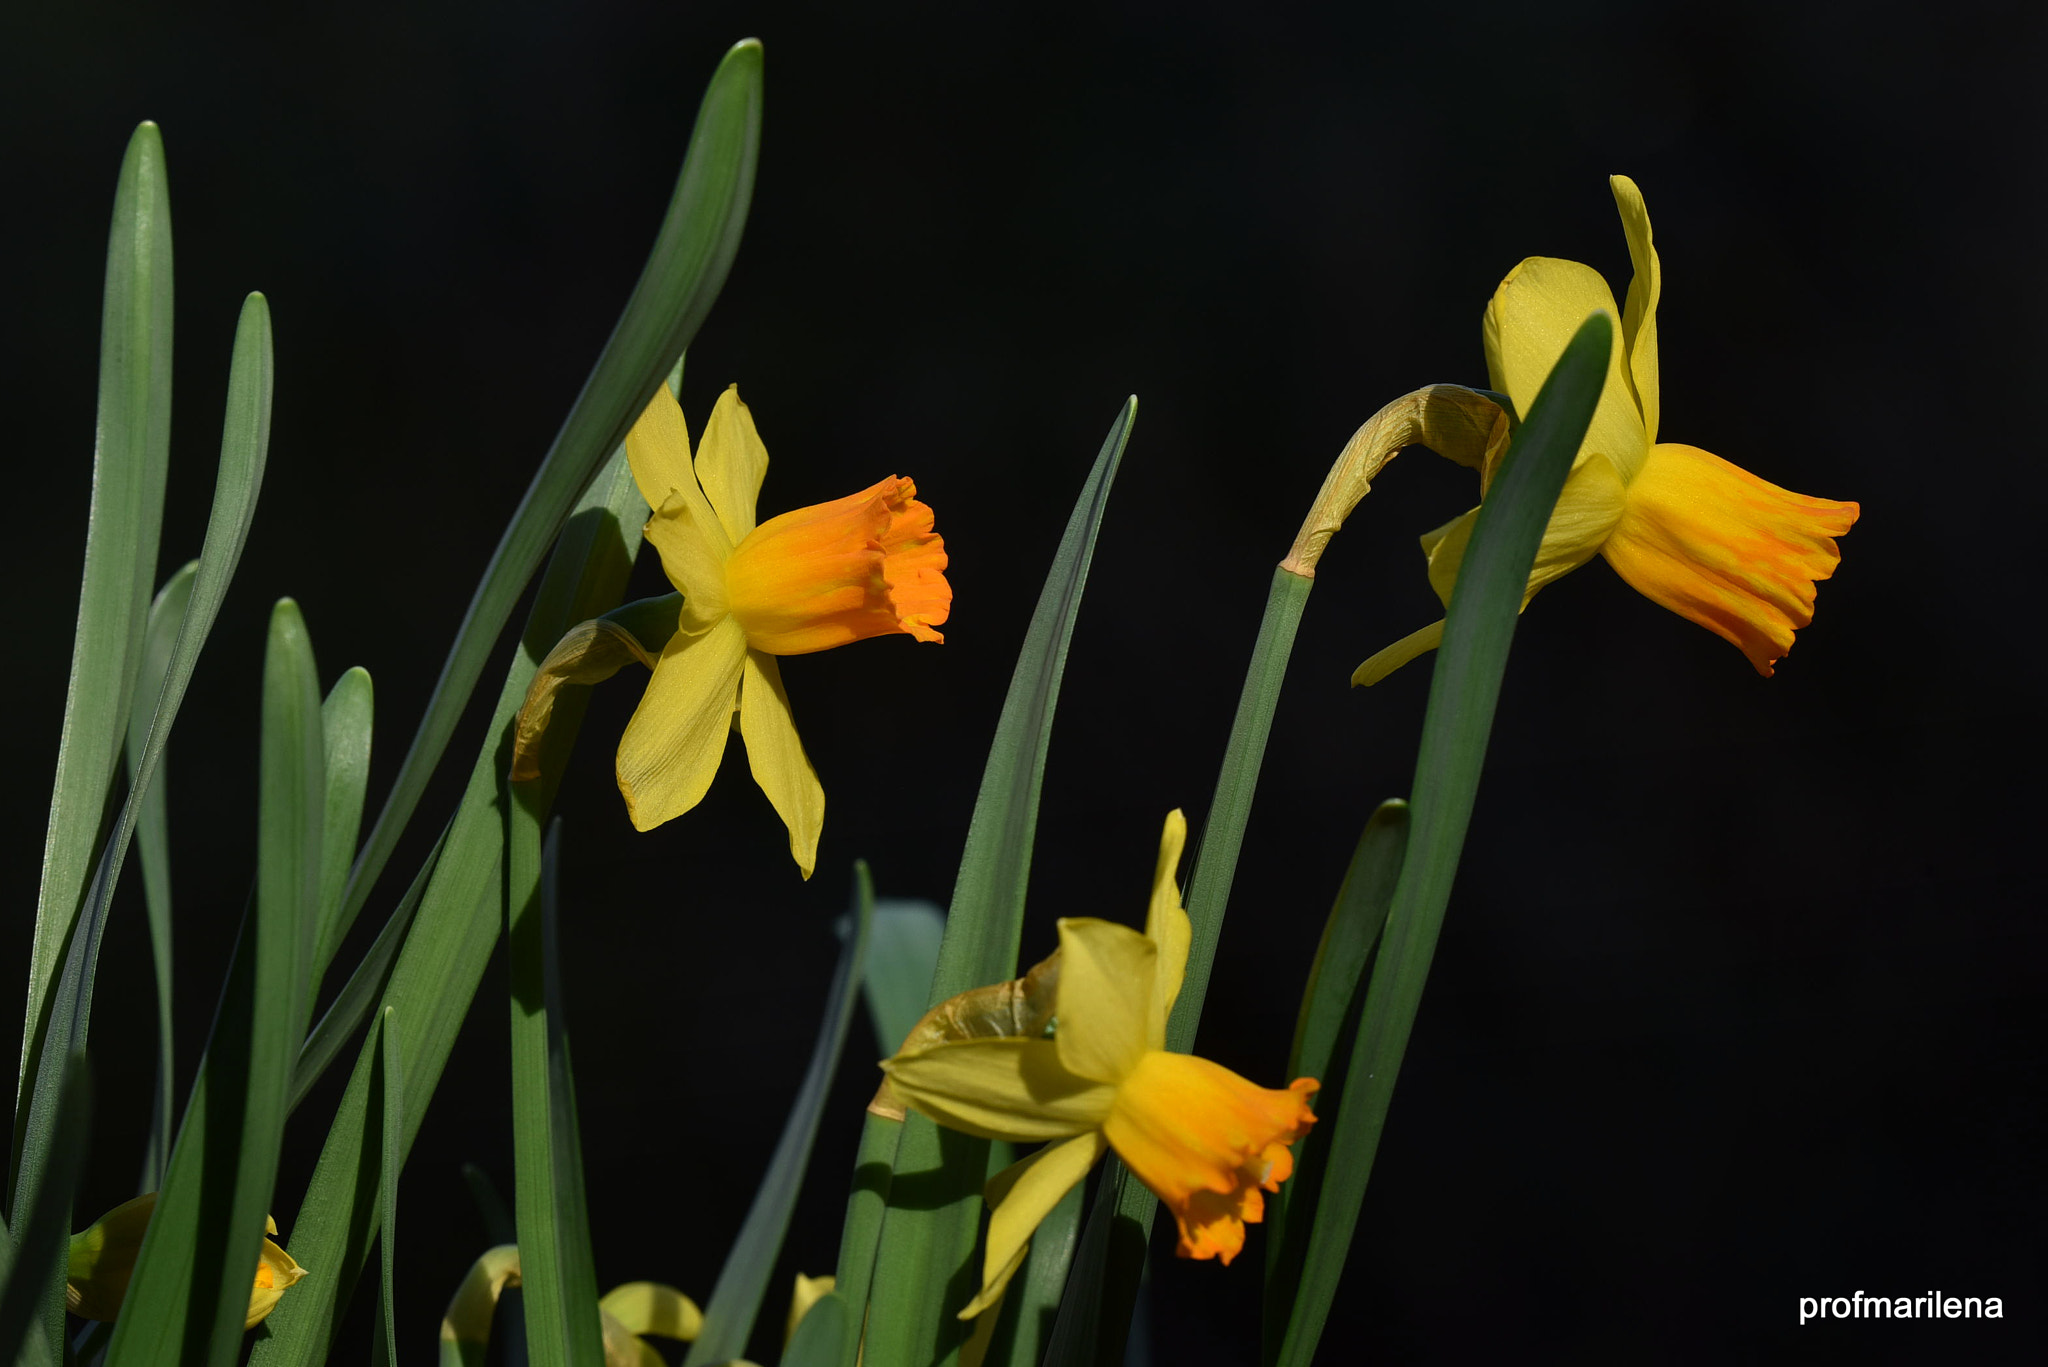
top-left (288, 824), bottom-right (446, 1115)
top-left (330, 38), bottom-right (762, 958)
top-left (106, 593), bottom-right (324, 1367)
top-left (862, 397), bottom-right (1135, 1367)
top-left (984, 1176), bottom-right (1083, 1367)
top-left (822, 1113), bottom-right (900, 1367)
top-left (0, 1053), bottom-right (87, 1367)
top-left (507, 818), bottom-right (605, 1367)
top-left (128, 561), bottom-right (198, 1191)
top-left (12, 119), bottom-right (173, 1224)
top-left (683, 864), bottom-right (876, 1367)
top-left (1259, 800), bottom-right (1408, 1360)
top-left (315, 668), bottom-right (375, 981)
top-left (10, 293), bottom-right (271, 1360)
top-left (779, 1291), bottom-right (847, 1367)
top-left (249, 440), bottom-right (648, 1367)
top-left (375, 1007), bottom-right (403, 1367)
top-left (1064, 565), bottom-right (1318, 1361)
top-left (853, 899), bottom-right (945, 1060)
top-left (1270, 313), bottom-right (1612, 1367)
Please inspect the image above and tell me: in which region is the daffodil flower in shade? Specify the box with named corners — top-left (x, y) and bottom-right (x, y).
top-left (619, 382), bottom-right (950, 877)
top-left (1356, 176), bottom-right (1859, 684)
top-left (882, 811), bottom-right (1319, 1319)
top-left (65, 1192), bottom-right (307, 1330)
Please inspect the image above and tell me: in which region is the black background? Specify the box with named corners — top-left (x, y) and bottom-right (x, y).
top-left (3, 0), bottom-right (2042, 1361)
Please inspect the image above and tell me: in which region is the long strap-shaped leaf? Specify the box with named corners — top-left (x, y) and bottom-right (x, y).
top-left (1269, 313), bottom-right (1612, 1367)
top-left (127, 562), bottom-right (198, 1192)
top-left (8, 294), bottom-right (271, 1364)
top-left (858, 398), bottom-right (1135, 1367)
top-left (247, 441), bottom-right (648, 1367)
top-left (506, 817), bottom-right (606, 1367)
top-left (105, 594), bottom-right (325, 1367)
top-left (12, 120), bottom-right (173, 1212)
top-left (0, 1054), bottom-right (88, 1367)
top-left (683, 863), bottom-right (875, 1366)
top-left (328, 38), bottom-right (762, 963)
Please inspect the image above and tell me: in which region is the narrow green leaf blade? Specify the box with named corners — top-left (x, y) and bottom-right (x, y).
top-left (1260, 800), bottom-right (1408, 1360)
top-left (332, 38), bottom-right (762, 956)
top-left (683, 863), bottom-right (875, 1366)
top-left (377, 1007), bottom-right (403, 1367)
top-left (10, 293), bottom-right (271, 1294)
top-left (780, 1292), bottom-right (847, 1367)
top-left (128, 561), bottom-right (198, 1191)
top-left (507, 818), bottom-right (605, 1367)
top-left (249, 441), bottom-right (648, 1367)
top-left (315, 668), bottom-right (375, 982)
top-left (0, 1054), bottom-right (88, 1367)
top-left (863, 397), bottom-right (1135, 1367)
top-left (106, 593), bottom-right (325, 1367)
top-left (855, 898), bottom-right (945, 1060)
top-left (14, 119), bottom-right (173, 1217)
top-left (1272, 312), bottom-right (1612, 1367)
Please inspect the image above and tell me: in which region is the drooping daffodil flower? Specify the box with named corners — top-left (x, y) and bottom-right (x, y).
top-left (1356, 175), bottom-right (1859, 684)
top-left (617, 382), bottom-right (950, 876)
top-left (65, 1191), bottom-right (307, 1330)
top-left (882, 811), bottom-right (1319, 1319)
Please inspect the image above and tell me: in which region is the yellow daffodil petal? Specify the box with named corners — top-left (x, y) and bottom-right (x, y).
top-left (1600, 443), bottom-right (1859, 675)
top-left (1484, 262), bottom-right (1645, 486)
top-left (599, 1322), bottom-right (665, 1367)
top-left (739, 648), bottom-right (824, 879)
top-left (1351, 619), bottom-right (1446, 687)
top-left (724, 476), bottom-right (951, 654)
top-left (615, 617), bottom-right (747, 831)
top-left (960, 1131), bottom-right (1108, 1319)
top-left (599, 1281), bottom-right (704, 1341)
top-left (1103, 1053), bottom-right (1319, 1265)
top-left (245, 1238), bottom-right (308, 1329)
top-left (441, 1245), bottom-right (524, 1355)
top-left (624, 384), bottom-right (696, 516)
top-left (1610, 175), bottom-right (1661, 445)
top-left (883, 1037), bottom-right (1117, 1141)
top-left (1143, 810), bottom-right (1190, 1045)
top-left (695, 383), bottom-right (769, 546)
top-left (1425, 453), bottom-right (1630, 610)
top-left (1052, 917), bottom-right (1157, 1084)
top-left (785, 1273), bottom-right (836, 1348)
top-left (645, 484), bottom-right (734, 633)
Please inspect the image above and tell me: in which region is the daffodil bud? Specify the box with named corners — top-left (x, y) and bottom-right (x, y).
top-left (511, 613), bottom-right (664, 782)
top-left (65, 1192), bottom-right (307, 1329)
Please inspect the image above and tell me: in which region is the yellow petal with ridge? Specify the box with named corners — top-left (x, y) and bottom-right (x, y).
top-left (1143, 810), bottom-right (1190, 1045)
top-left (1610, 175), bottom-right (1662, 446)
top-left (883, 1037), bottom-right (1117, 1141)
top-left (695, 384), bottom-right (769, 545)
top-left (624, 384), bottom-right (696, 517)
top-left (615, 617), bottom-right (747, 831)
top-left (738, 649), bottom-right (824, 879)
top-left (1484, 264), bottom-right (1645, 485)
top-left (960, 1131), bottom-right (1107, 1319)
top-left (1051, 918), bottom-right (1157, 1085)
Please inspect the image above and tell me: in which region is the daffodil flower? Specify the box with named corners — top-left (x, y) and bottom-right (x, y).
top-left (1357, 176), bottom-right (1859, 684)
top-left (65, 1192), bottom-right (307, 1330)
top-left (618, 383), bottom-right (950, 876)
top-left (882, 811), bottom-right (1318, 1319)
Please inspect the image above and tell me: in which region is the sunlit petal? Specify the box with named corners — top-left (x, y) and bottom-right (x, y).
top-left (1483, 262), bottom-right (1645, 485)
top-left (615, 618), bottom-right (747, 831)
top-left (1052, 918), bottom-right (1157, 1084)
top-left (645, 486), bottom-right (733, 632)
top-left (738, 649), bottom-right (824, 879)
top-left (1610, 175), bottom-right (1661, 446)
top-left (694, 383), bottom-right (769, 545)
top-left (624, 384), bottom-right (696, 516)
top-left (1143, 810), bottom-right (1190, 1046)
top-left (1425, 453), bottom-right (1630, 609)
top-left (960, 1131), bottom-right (1107, 1319)
top-left (883, 1037), bottom-right (1117, 1141)
top-left (1351, 619), bottom-right (1446, 687)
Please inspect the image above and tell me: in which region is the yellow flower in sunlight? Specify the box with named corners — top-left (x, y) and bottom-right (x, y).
top-left (1356, 175), bottom-right (1859, 684)
top-left (882, 811), bottom-right (1319, 1319)
top-left (619, 382), bottom-right (950, 877)
top-left (65, 1192), bottom-right (307, 1330)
